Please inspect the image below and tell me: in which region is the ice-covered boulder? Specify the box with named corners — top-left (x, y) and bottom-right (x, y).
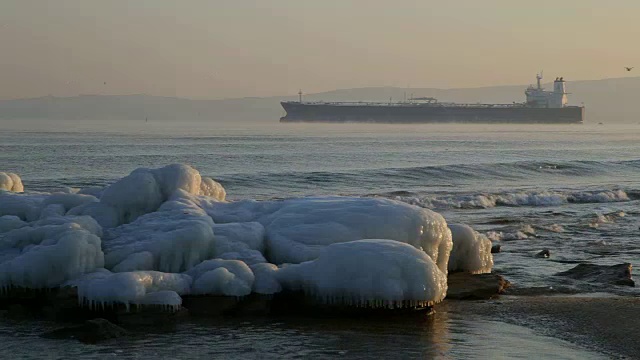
top-left (185, 259), bottom-right (254, 297)
top-left (199, 177), bottom-right (226, 201)
top-left (201, 197), bottom-right (452, 270)
top-left (0, 191), bottom-right (47, 221)
top-left (209, 221), bottom-right (267, 265)
top-left (217, 249), bottom-right (267, 266)
top-left (72, 164), bottom-right (225, 228)
top-left (261, 197), bottom-right (452, 270)
top-left (202, 199), bottom-right (283, 224)
top-left (102, 193), bottom-right (215, 273)
top-left (42, 193), bottom-right (99, 214)
top-left (0, 215), bottom-right (27, 232)
top-left (0, 215), bottom-right (104, 289)
top-left (277, 239), bottom-right (448, 308)
top-left (211, 222), bottom-right (266, 256)
top-left (249, 263), bottom-right (281, 295)
top-left (73, 270), bottom-right (192, 311)
top-left (448, 224), bottom-right (493, 274)
top-left (0, 190), bottom-right (98, 222)
top-left (0, 172), bottom-right (23, 192)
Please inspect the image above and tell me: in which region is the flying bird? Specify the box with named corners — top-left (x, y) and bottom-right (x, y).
top-left (625, 67), bottom-right (634, 72)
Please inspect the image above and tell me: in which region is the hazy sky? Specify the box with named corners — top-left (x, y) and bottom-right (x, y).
top-left (1, 0), bottom-right (639, 100)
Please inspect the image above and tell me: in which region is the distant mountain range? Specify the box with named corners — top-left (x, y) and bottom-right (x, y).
top-left (1, 77), bottom-right (639, 123)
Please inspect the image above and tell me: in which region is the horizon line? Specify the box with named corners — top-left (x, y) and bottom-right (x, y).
top-left (1, 75), bottom-right (638, 102)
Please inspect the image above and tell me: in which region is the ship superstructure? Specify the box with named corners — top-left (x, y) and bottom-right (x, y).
top-left (525, 73), bottom-right (568, 108)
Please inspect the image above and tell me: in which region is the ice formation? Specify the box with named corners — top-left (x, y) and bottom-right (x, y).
top-left (211, 221), bottom-right (266, 256)
top-left (0, 191), bottom-right (48, 221)
top-left (186, 259), bottom-right (255, 297)
top-left (0, 215), bottom-right (104, 289)
top-left (204, 197), bottom-right (453, 271)
top-left (71, 164), bottom-right (225, 228)
top-left (74, 270), bottom-right (192, 311)
top-left (249, 263), bottom-right (281, 295)
top-left (447, 224), bottom-right (493, 274)
top-left (277, 239), bottom-right (448, 308)
top-left (0, 172), bottom-right (24, 193)
top-left (0, 164), bottom-right (502, 312)
top-left (0, 215), bottom-right (27, 233)
top-left (102, 191), bottom-right (215, 273)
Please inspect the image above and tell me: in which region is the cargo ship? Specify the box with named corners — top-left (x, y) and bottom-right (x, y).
top-left (280, 74), bottom-right (584, 124)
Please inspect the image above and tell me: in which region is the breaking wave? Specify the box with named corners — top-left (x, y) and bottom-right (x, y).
top-left (390, 188), bottom-right (632, 210)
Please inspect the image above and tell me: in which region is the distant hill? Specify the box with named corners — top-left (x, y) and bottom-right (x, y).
top-left (1, 77), bottom-right (639, 123)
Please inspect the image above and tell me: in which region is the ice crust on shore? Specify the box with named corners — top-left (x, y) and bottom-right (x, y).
top-left (186, 259), bottom-right (254, 297)
top-left (102, 191), bottom-right (216, 273)
top-left (0, 215), bottom-right (104, 289)
top-left (0, 164), bottom-right (495, 310)
top-left (73, 270), bottom-right (191, 311)
top-left (447, 224), bottom-right (493, 274)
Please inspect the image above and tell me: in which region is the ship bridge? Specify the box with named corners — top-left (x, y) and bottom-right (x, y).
top-left (525, 74), bottom-right (569, 108)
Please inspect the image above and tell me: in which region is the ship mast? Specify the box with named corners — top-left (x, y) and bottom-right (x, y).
top-left (536, 71), bottom-right (543, 90)
top-left (298, 89), bottom-right (303, 103)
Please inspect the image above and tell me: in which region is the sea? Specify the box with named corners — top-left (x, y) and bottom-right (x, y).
top-left (1, 119), bottom-right (639, 359)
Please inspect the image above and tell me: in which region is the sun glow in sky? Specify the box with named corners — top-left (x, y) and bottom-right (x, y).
top-left (1, 0), bottom-right (639, 99)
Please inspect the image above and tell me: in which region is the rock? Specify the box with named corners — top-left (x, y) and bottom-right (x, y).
top-left (182, 295), bottom-right (242, 316)
top-left (269, 291), bottom-right (433, 316)
top-left (555, 263), bottom-right (634, 287)
top-left (181, 294), bottom-right (272, 317)
top-left (4, 304), bottom-right (31, 319)
top-left (491, 245), bottom-right (501, 253)
top-left (41, 318), bottom-right (128, 344)
top-left (446, 273), bottom-right (511, 300)
top-left (535, 249), bottom-right (550, 258)
top-left (116, 307), bottom-right (188, 327)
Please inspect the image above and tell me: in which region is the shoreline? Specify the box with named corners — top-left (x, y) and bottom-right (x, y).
top-left (442, 295), bottom-right (640, 359)
top-left (1, 292), bottom-right (635, 358)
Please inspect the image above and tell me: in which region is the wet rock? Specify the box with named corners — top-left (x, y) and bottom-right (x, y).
top-left (555, 263), bottom-right (634, 287)
top-left (535, 249), bottom-right (550, 258)
top-left (269, 291), bottom-right (433, 317)
top-left (446, 273), bottom-right (511, 300)
top-left (116, 306), bottom-right (188, 327)
top-left (491, 245), bottom-right (501, 253)
top-left (4, 304), bottom-right (31, 319)
top-left (41, 318), bottom-right (128, 344)
top-left (182, 295), bottom-right (243, 316)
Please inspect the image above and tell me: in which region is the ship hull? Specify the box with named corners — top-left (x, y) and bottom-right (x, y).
top-left (280, 102), bottom-right (584, 124)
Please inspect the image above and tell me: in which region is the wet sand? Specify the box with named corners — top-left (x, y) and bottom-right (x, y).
top-left (442, 295), bottom-right (640, 359)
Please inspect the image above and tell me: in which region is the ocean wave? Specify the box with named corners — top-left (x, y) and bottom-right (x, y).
top-left (18, 158), bottom-right (640, 202)
top-left (389, 189), bottom-right (632, 209)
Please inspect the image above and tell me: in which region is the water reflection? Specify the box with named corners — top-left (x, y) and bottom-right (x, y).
top-left (0, 302), bottom-right (605, 359)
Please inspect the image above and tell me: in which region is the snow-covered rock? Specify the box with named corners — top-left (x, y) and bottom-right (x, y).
top-left (71, 164), bottom-right (225, 228)
top-left (73, 270), bottom-right (192, 311)
top-left (0, 215), bottom-right (104, 289)
top-left (0, 172), bottom-right (23, 192)
top-left (102, 192), bottom-right (215, 273)
top-left (277, 239), bottom-right (448, 308)
top-left (203, 197), bottom-right (453, 271)
top-left (448, 224), bottom-right (493, 274)
top-left (186, 259), bottom-right (255, 297)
